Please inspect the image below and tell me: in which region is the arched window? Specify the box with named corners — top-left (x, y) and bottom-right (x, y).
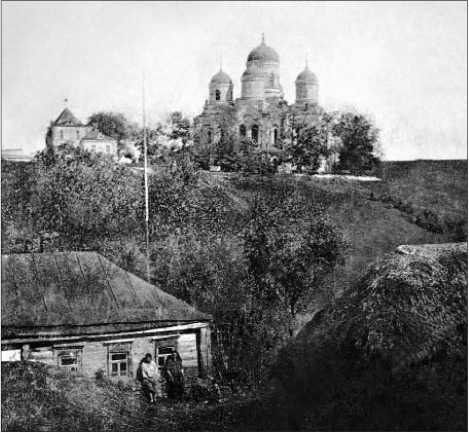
top-left (239, 124), bottom-right (246, 137)
top-left (273, 128), bottom-right (278, 143)
top-left (76, 130), bottom-right (80, 139)
top-left (215, 90), bottom-right (221, 101)
top-left (251, 125), bottom-right (259, 143)
top-left (60, 130), bottom-right (64, 140)
top-left (207, 129), bottom-right (212, 144)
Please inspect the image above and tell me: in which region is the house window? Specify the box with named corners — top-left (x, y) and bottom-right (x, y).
top-left (251, 125), bottom-right (259, 143)
top-left (110, 352), bottom-right (129, 377)
top-left (215, 90), bottom-right (221, 101)
top-left (239, 124), bottom-right (246, 137)
top-left (57, 349), bottom-right (81, 373)
top-left (76, 130), bottom-right (80, 139)
top-left (60, 130), bottom-right (64, 140)
top-left (156, 345), bottom-right (176, 369)
top-left (91, 144), bottom-right (96, 152)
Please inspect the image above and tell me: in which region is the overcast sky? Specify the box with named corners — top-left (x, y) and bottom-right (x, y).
top-left (2, 1), bottom-right (467, 160)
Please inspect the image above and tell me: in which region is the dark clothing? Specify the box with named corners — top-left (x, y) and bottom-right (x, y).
top-left (164, 356), bottom-right (185, 399)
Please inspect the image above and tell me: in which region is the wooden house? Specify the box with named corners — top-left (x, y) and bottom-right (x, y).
top-left (1, 252), bottom-right (212, 382)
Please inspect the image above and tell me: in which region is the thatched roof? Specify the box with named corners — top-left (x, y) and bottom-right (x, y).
top-left (2, 252), bottom-right (210, 339)
top-left (297, 242), bottom-right (467, 371)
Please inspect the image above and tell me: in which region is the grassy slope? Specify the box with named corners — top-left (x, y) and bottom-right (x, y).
top-left (374, 159), bottom-right (467, 222)
top-left (223, 159), bottom-right (467, 300)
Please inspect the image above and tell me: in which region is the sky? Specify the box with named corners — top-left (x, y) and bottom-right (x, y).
top-left (2, 1), bottom-right (467, 160)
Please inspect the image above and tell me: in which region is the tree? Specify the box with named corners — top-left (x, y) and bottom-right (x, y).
top-left (87, 112), bottom-right (132, 143)
top-left (286, 125), bottom-right (327, 173)
top-left (243, 192), bottom-right (343, 336)
top-left (168, 111), bottom-right (192, 145)
top-left (29, 146), bottom-right (142, 249)
top-left (332, 112), bottom-right (380, 174)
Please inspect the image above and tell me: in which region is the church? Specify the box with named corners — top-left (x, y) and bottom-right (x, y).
top-left (194, 35), bottom-right (323, 154)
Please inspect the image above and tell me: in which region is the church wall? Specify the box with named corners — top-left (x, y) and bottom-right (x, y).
top-left (209, 82), bottom-right (233, 103)
top-left (51, 126), bottom-right (91, 148)
top-left (296, 83), bottom-right (318, 104)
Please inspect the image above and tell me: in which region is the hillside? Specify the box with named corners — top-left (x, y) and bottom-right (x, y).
top-left (217, 159), bottom-right (466, 303)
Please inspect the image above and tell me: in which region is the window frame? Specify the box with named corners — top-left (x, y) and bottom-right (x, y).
top-left (106, 342), bottom-right (132, 378)
top-left (56, 348), bottom-right (82, 373)
top-left (110, 352), bottom-right (129, 377)
top-left (156, 345), bottom-right (176, 370)
top-left (215, 89), bottom-right (221, 101)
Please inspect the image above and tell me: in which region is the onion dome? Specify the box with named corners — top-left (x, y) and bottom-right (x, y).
top-left (210, 69), bottom-right (232, 85)
top-left (296, 65), bottom-right (318, 84)
top-left (247, 34), bottom-right (279, 63)
top-left (242, 68), bottom-right (266, 79)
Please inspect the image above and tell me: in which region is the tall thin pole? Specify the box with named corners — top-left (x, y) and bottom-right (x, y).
top-left (142, 72), bottom-right (150, 281)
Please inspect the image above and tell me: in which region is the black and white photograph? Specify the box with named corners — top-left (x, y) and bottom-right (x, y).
top-left (1, 1), bottom-right (467, 431)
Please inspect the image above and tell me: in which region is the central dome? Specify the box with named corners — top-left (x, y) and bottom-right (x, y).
top-left (247, 35), bottom-right (279, 63)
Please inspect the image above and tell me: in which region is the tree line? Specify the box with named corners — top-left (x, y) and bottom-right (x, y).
top-left (60, 108), bottom-right (381, 175)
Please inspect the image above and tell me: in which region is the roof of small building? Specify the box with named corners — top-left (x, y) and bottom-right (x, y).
top-left (2, 252), bottom-right (211, 338)
top-left (81, 129), bottom-right (116, 141)
top-left (210, 69), bottom-right (232, 85)
top-left (53, 108), bottom-right (84, 127)
top-left (247, 37), bottom-right (279, 63)
top-left (298, 241), bottom-right (467, 371)
top-left (296, 66), bottom-right (318, 84)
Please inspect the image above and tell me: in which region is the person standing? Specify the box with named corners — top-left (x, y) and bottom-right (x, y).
top-left (139, 353), bottom-right (160, 404)
top-left (164, 349), bottom-right (185, 400)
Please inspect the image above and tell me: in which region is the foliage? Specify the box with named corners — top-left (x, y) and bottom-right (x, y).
top-left (286, 125), bottom-right (326, 173)
top-left (243, 192), bottom-right (344, 336)
top-left (88, 111), bottom-right (133, 142)
top-left (332, 112), bottom-right (380, 174)
top-left (167, 111), bottom-right (192, 145)
top-left (13, 146), bottom-right (142, 250)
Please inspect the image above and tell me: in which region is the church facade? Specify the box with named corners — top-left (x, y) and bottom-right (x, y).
top-left (194, 35), bottom-right (323, 155)
top-left (45, 107), bottom-right (118, 158)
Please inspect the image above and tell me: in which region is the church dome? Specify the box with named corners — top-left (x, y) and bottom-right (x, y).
top-left (247, 35), bottom-right (279, 63)
top-left (242, 68), bottom-right (266, 79)
top-left (296, 66), bottom-right (318, 84)
top-left (210, 69), bottom-right (232, 85)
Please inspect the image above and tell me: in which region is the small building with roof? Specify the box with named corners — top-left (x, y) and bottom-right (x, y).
top-left (80, 129), bottom-right (118, 157)
top-left (46, 107), bottom-right (118, 158)
top-left (1, 251), bottom-right (212, 382)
